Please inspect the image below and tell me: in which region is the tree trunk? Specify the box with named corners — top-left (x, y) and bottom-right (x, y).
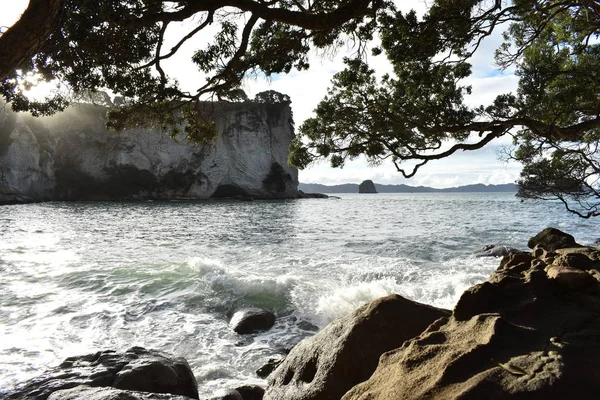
top-left (0, 0), bottom-right (65, 81)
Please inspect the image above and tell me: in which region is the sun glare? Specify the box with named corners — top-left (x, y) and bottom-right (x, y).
top-left (0, 1), bottom-right (29, 32)
top-left (13, 71), bottom-right (60, 101)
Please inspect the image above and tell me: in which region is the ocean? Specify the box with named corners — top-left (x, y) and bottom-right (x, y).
top-left (0, 193), bottom-right (597, 396)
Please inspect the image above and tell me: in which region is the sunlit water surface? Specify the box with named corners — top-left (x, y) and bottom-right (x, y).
top-left (0, 193), bottom-right (597, 396)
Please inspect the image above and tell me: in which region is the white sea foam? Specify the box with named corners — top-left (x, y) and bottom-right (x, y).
top-left (1, 193), bottom-right (597, 397)
top-left (313, 278), bottom-right (404, 326)
top-left (397, 256), bottom-right (498, 310)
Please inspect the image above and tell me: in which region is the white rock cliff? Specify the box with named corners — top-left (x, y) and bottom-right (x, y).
top-left (0, 101), bottom-right (299, 203)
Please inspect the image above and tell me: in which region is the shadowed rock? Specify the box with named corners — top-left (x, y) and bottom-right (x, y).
top-left (264, 294), bottom-right (449, 400)
top-left (256, 358), bottom-right (285, 378)
top-left (207, 386), bottom-right (263, 400)
top-left (207, 390), bottom-right (243, 400)
top-left (474, 244), bottom-right (521, 257)
top-left (47, 386), bottom-right (195, 400)
top-left (358, 180), bottom-right (377, 194)
top-left (6, 347), bottom-right (199, 400)
top-left (235, 385), bottom-right (265, 400)
top-left (297, 190), bottom-right (329, 199)
top-left (528, 228), bottom-right (580, 251)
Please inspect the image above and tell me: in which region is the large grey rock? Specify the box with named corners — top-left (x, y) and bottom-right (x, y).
top-left (343, 231), bottom-right (600, 400)
top-left (48, 386), bottom-right (194, 400)
top-left (0, 101), bottom-right (298, 203)
top-left (358, 180), bottom-right (377, 194)
top-left (264, 294), bottom-right (449, 400)
top-left (6, 347), bottom-right (199, 400)
top-left (230, 308), bottom-right (276, 334)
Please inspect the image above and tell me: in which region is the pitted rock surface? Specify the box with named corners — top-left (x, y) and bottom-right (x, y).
top-left (264, 295), bottom-right (449, 400)
top-left (343, 231), bottom-right (600, 399)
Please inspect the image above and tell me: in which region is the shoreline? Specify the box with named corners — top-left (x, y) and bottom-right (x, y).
top-left (6, 228), bottom-right (600, 399)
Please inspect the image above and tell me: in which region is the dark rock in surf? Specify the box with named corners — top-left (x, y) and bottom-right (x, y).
top-left (256, 358), bottom-right (285, 378)
top-left (207, 389), bottom-right (244, 400)
top-left (527, 227), bottom-right (580, 251)
top-left (235, 385), bottom-right (265, 400)
top-left (297, 190), bottom-right (329, 199)
top-left (6, 347), bottom-right (199, 400)
top-left (264, 294), bottom-right (449, 400)
top-left (230, 308), bottom-right (276, 334)
top-left (358, 180), bottom-right (377, 194)
top-left (474, 244), bottom-right (520, 257)
top-left (47, 386), bottom-right (195, 400)
top-left (206, 385), bottom-right (265, 400)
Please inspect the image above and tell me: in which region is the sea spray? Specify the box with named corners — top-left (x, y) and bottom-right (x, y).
top-left (1, 193), bottom-right (597, 397)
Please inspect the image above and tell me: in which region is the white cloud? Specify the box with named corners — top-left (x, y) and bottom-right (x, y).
top-left (0, 1), bottom-right (27, 28)
top-left (463, 74), bottom-right (519, 108)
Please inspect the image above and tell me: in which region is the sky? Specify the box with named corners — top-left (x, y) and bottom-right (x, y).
top-left (1, 0), bottom-right (522, 188)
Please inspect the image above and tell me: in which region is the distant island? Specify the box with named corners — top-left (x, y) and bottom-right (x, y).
top-left (299, 182), bottom-right (518, 194)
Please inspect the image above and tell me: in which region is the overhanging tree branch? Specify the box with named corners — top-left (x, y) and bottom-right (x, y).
top-left (120, 0), bottom-right (376, 31)
top-left (0, 0), bottom-right (66, 81)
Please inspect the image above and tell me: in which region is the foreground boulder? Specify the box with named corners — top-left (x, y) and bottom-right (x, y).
top-left (230, 308), bottom-right (276, 334)
top-left (343, 231), bottom-right (600, 399)
top-left (264, 294), bottom-right (450, 400)
top-left (47, 386), bottom-right (194, 400)
top-left (7, 347), bottom-right (199, 400)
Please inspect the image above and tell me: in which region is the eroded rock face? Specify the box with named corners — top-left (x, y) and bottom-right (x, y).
top-left (7, 347), bottom-right (199, 400)
top-left (264, 294), bottom-right (450, 400)
top-left (343, 232), bottom-right (600, 400)
top-left (0, 102), bottom-right (298, 203)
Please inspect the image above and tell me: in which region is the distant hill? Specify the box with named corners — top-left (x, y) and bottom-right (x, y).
top-left (299, 182), bottom-right (518, 194)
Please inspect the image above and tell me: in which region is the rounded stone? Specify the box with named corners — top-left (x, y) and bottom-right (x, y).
top-left (230, 308), bottom-right (276, 334)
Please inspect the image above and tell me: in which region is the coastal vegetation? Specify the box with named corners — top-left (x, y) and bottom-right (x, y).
top-left (290, 0), bottom-right (600, 218)
top-left (3, 2), bottom-right (600, 399)
top-left (0, 0), bottom-right (598, 217)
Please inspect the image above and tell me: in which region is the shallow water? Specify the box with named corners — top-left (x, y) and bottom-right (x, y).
top-left (0, 193), bottom-right (597, 396)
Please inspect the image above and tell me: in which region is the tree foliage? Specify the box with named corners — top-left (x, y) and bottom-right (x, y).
top-left (291, 0), bottom-right (600, 218)
top-left (2, 0), bottom-right (600, 217)
top-left (0, 0), bottom-right (383, 134)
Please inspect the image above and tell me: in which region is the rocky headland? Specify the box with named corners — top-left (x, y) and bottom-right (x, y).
top-left (6, 228), bottom-right (600, 399)
top-left (0, 101), bottom-right (298, 203)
